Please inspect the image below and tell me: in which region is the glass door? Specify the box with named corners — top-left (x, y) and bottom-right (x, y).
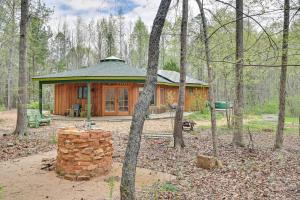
top-left (104, 88), bottom-right (116, 114)
top-left (103, 86), bottom-right (130, 116)
top-left (118, 88), bottom-right (129, 114)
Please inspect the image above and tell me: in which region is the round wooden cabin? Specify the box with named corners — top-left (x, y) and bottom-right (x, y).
top-left (33, 56), bottom-right (209, 117)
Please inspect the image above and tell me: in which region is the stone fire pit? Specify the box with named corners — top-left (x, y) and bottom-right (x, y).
top-left (56, 127), bottom-right (113, 181)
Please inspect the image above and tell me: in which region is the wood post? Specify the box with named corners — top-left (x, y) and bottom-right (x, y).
top-left (87, 82), bottom-right (91, 121)
top-left (39, 81), bottom-right (42, 115)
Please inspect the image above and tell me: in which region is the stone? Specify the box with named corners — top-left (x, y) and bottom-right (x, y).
top-left (94, 148), bottom-right (104, 155)
top-left (86, 164), bottom-right (98, 171)
top-left (196, 155), bottom-right (222, 170)
top-left (78, 143), bottom-right (89, 148)
top-left (56, 127), bottom-right (113, 181)
top-left (59, 148), bottom-right (69, 154)
top-left (75, 154), bottom-right (92, 162)
top-left (64, 174), bottom-right (76, 181)
top-left (77, 161), bottom-right (91, 166)
top-left (81, 147), bottom-right (94, 154)
top-left (6, 142), bottom-right (14, 147)
top-left (79, 132), bottom-right (90, 139)
top-left (77, 175), bottom-right (90, 181)
top-left (94, 155), bottom-right (103, 160)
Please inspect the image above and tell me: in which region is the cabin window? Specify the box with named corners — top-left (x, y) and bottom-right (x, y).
top-left (78, 86), bottom-right (88, 99)
top-left (138, 87), bottom-right (156, 106)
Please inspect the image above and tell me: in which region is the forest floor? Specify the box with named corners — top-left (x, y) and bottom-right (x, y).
top-left (0, 110), bottom-right (299, 199)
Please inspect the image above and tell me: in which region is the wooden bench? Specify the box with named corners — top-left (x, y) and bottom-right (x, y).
top-left (27, 109), bottom-right (51, 128)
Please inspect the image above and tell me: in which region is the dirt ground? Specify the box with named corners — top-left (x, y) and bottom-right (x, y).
top-left (0, 110), bottom-right (299, 199)
top-left (0, 150), bottom-right (175, 200)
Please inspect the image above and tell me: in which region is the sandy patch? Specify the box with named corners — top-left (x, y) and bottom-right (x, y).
top-left (0, 150), bottom-right (175, 200)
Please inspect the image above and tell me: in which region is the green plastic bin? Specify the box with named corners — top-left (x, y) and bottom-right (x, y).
top-left (215, 101), bottom-right (231, 109)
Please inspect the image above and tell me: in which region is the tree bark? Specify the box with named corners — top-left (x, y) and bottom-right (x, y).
top-left (120, 0), bottom-right (171, 199)
top-left (224, 73), bottom-right (231, 128)
top-left (173, 0), bottom-right (188, 149)
top-left (14, 0), bottom-right (28, 136)
top-left (196, 0), bottom-right (218, 157)
top-left (274, 0), bottom-right (290, 149)
top-left (7, 0), bottom-right (16, 110)
top-left (233, 0), bottom-right (244, 146)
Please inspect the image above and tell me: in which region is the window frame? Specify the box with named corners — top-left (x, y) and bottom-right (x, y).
top-left (77, 86), bottom-right (88, 99)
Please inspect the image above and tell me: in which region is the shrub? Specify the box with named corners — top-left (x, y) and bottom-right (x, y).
top-left (27, 101), bottom-right (39, 109)
top-left (163, 60), bottom-right (179, 72)
top-left (0, 104), bottom-right (5, 111)
top-left (245, 100), bottom-right (278, 115)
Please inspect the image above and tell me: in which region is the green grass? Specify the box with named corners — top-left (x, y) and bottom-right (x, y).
top-left (51, 134), bottom-right (58, 144)
top-left (285, 117), bottom-right (299, 123)
top-left (0, 104), bottom-right (5, 111)
top-left (105, 176), bottom-right (116, 200)
top-left (245, 120), bottom-right (277, 132)
top-left (160, 182), bottom-right (178, 193)
top-left (245, 100), bottom-right (278, 115)
top-left (186, 110), bottom-right (223, 121)
top-left (0, 185), bottom-right (4, 200)
top-left (245, 116), bottom-right (298, 134)
top-left (195, 114), bottom-right (298, 134)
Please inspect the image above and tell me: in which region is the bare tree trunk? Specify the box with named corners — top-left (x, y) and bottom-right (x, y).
top-left (120, 0), bottom-right (171, 199)
top-left (224, 73), bottom-right (231, 128)
top-left (274, 0), bottom-right (290, 149)
top-left (233, 0), bottom-right (244, 146)
top-left (118, 12), bottom-right (123, 58)
top-left (173, 0), bottom-right (188, 149)
top-left (14, 0), bottom-right (28, 136)
top-left (196, 0), bottom-right (218, 157)
top-left (7, 0), bottom-right (16, 110)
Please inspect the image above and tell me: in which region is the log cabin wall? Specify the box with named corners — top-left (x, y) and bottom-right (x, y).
top-left (156, 85), bottom-right (208, 111)
top-left (54, 83), bottom-right (101, 116)
top-left (54, 82), bottom-right (208, 116)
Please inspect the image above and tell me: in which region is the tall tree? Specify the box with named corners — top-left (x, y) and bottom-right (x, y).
top-left (232, 0), bottom-right (244, 146)
top-left (274, 0), bottom-right (290, 149)
top-left (7, 0), bottom-right (16, 110)
top-left (52, 21), bottom-right (70, 72)
top-left (196, 0), bottom-right (218, 157)
top-left (129, 18), bottom-right (149, 68)
top-left (120, 0), bottom-right (172, 199)
top-left (104, 15), bottom-right (117, 57)
top-left (27, 1), bottom-right (51, 101)
top-left (118, 9), bottom-right (124, 58)
top-left (96, 19), bottom-right (105, 61)
top-left (173, 0), bottom-right (188, 149)
top-left (75, 16), bottom-right (85, 68)
top-left (14, 0), bottom-right (28, 136)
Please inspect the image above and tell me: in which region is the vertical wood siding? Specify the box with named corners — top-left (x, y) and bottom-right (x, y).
top-left (54, 83), bottom-right (208, 116)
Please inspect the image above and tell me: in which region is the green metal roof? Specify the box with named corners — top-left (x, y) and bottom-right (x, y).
top-left (158, 70), bottom-right (207, 85)
top-left (33, 57), bottom-right (208, 87)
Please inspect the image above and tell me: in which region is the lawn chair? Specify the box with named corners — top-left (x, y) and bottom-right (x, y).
top-left (72, 104), bottom-right (81, 117)
top-left (27, 109), bottom-right (51, 128)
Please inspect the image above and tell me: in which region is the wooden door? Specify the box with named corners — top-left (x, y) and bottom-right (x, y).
top-left (103, 86), bottom-right (130, 116)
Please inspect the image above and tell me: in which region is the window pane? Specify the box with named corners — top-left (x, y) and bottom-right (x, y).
top-left (78, 87), bottom-right (82, 99)
top-left (83, 87), bottom-right (88, 99)
top-left (105, 88), bottom-right (115, 112)
top-left (119, 88), bottom-right (129, 112)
